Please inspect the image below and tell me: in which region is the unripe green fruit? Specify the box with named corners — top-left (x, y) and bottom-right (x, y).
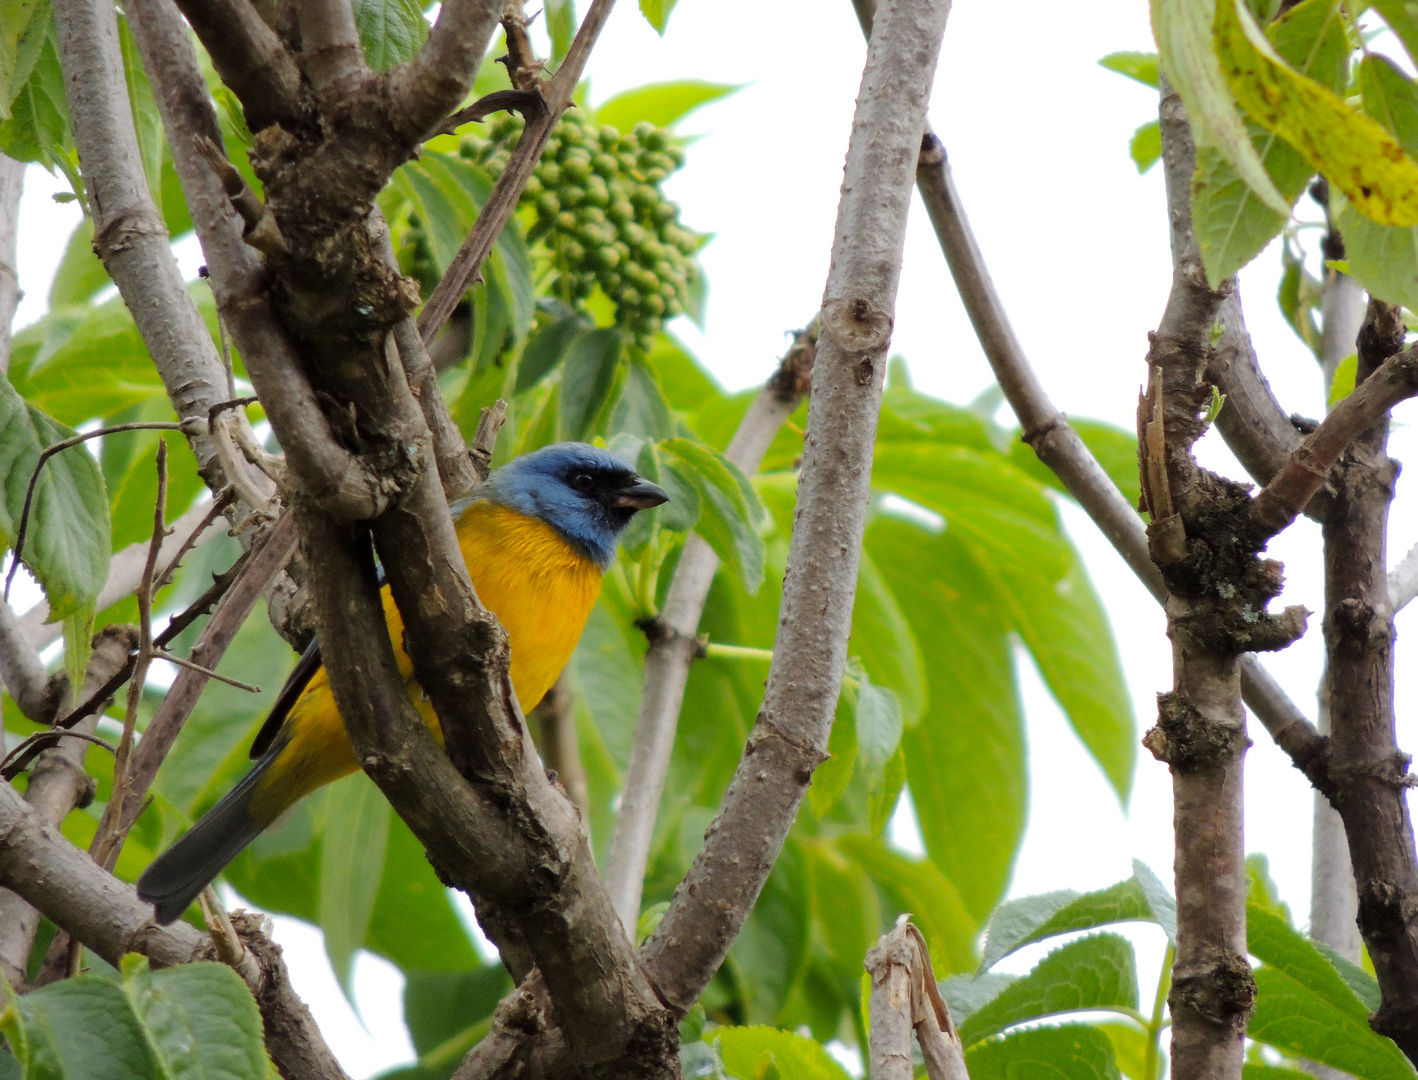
top-left (523, 174), bottom-right (543, 198)
top-left (617, 151), bottom-right (639, 173)
top-left (594, 245), bottom-right (620, 270)
top-left (644, 293), bottom-right (666, 316)
top-left (593, 152), bottom-right (619, 178)
top-left (556, 210), bottom-right (578, 231)
top-left (642, 129), bottom-right (667, 151)
top-left (608, 200), bottom-right (633, 225)
top-left (564, 240), bottom-right (586, 264)
top-left (665, 145), bottom-right (686, 168)
top-left (598, 126), bottom-right (620, 149)
top-left (621, 286), bottom-right (641, 306)
top-left (538, 162), bottom-right (561, 187)
top-left (560, 184), bottom-right (585, 207)
top-left (583, 177), bottom-right (609, 207)
top-left (537, 192), bottom-right (562, 217)
top-left (644, 166), bottom-right (668, 183)
top-left (562, 157), bottom-right (591, 183)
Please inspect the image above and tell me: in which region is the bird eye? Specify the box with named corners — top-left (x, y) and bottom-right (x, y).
top-left (571, 472), bottom-right (596, 493)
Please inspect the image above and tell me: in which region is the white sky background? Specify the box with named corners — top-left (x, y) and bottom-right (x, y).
top-left (12, 0), bottom-right (1418, 1073)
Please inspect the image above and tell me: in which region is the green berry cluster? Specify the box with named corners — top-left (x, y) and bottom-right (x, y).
top-left (461, 109), bottom-right (702, 349)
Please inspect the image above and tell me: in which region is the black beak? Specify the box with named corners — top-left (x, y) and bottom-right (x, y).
top-left (603, 477), bottom-right (670, 511)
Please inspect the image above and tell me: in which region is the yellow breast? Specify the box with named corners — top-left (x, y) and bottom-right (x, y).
top-left (253, 501), bottom-right (603, 819)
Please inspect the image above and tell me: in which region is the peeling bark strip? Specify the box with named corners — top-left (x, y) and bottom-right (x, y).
top-left (865, 918), bottom-right (969, 1080)
top-left (641, 0), bottom-right (953, 1012)
top-left (1322, 301), bottom-right (1418, 1061)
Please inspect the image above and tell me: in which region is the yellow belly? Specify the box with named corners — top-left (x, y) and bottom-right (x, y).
top-left (250, 502), bottom-right (602, 820)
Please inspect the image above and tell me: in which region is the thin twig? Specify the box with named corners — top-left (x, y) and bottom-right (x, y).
top-left (416, 0), bottom-right (619, 343)
top-left (0, 731), bottom-right (116, 776)
top-left (152, 490), bottom-right (235, 594)
top-left (100, 443), bottom-right (169, 870)
top-left (154, 648), bottom-right (261, 692)
top-left (199, 887), bottom-right (246, 968)
top-left (2, 422), bottom-right (186, 602)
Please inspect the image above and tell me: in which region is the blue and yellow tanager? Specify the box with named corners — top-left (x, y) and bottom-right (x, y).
top-left (137, 443), bottom-right (667, 925)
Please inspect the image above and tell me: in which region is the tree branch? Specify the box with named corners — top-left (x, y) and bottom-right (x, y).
top-left (0, 781), bottom-right (348, 1079)
top-left (0, 597), bottom-right (59, 723)
top-left (123, 0), bottom-right (398, 521)
top-left (604, 331), bottom-right (814, 932)
top-left (1317, 299), bottom-right (1418, 1060)
top-left (0, 625), bottom-right (136, 989)
top-left (388, 0), bottom-right (503, 141)
top-left (50, 0), bottom-right (231, 493)
top-left (639, 0), bottom-right (952, 1012)
top-left (170, 0), bottom-right (305, 133)
top-left (865, 918), bottom-right (969, 1080)
top-left (293, 0), bottom-right (365, 94)
top-left (91, 514), bottom-right (299, 870)
top-left (1247, 342), bottom-right (1418, 541)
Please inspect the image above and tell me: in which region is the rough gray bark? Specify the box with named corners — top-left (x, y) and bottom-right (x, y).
top-left (865, 918), bottom-right (969, 1080)
top-left (605, 333), bottom-right (814, 932)
top-left (50, 0), bottom-right (229, 490)
top-left (640, 0), bottom-right (952, 1012)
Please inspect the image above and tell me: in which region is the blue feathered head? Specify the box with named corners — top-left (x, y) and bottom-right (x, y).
top-left (477, 443), bottom-right (669, 569)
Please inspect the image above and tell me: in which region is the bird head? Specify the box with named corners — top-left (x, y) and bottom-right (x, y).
top-left (477, 442), bottom-right (669, 569)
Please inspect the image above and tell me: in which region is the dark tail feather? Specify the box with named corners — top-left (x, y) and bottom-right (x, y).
top-left (137, 746), bottom-right (280, 925)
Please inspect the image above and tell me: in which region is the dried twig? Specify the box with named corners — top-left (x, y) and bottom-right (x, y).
top-left (865, 917), bottom-right (969, 1080)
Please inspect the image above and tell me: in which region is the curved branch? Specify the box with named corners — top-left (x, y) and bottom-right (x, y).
top-left (388, 0), bottom-right (503, 142)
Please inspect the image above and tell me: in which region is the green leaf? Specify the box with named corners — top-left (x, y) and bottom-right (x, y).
top-left (0, 10), bottom-right (69, 168)
top-left (595, 81), bottom-right (741, 131)
top-left (806, 840), bottom-right (879, 982)
top-left (1013, 537), bottom-right (1135, 801)
top-left (1152, 0), bottom-right (1291, 217)
top-left (1099, 51), bottom-right (1160, 87)
top-left (939, 972), bottom-right (1019, 1027)
top-left (352, 0), bottom-right (428, 69)
top-left (559, 327), bottom-right (622, 440)
top-left (0, 0), bottom-right (42, 120)
top-left (1131, 860), bottom-right (1177, 943)
top-left (727, 839), bottom-right (810, 1024)
top-left (123, 958), bottom-right (269, 1080)
top-left (0, 374), bottom-right (110, 620)
top-left (1245, 901), bottom-right (1414, 1078)
top-left (1095, 1022), bottom-right (1151, 1080)
top-left (980, 878), bottom-right (1159, 971)
top-left (544, 0), bottom-right (574, 62)
top-left (118, 17), bottom-right (163, 203)
top-left (3, 976), bottom-right (161, 1080)
top-left (319, 771), bottom-right (392, 996)
top-left (835, 834), bottom-right (977, 976)
top-left (660, 438), bottom-right (767, 593)
top-left (638, 0), bottom-right (681, 36)
top-left (965, 1024), bottom-right (1121, 1080)
top-left (1370, 0), bottom-right (1418, 70)
top-left (1215, 0), bottom-right (1418, 226)
top-left (871, 519), bottom-right (1025, 923)
top-left (714, 1026), bottom-right (851, 1080)
top-left (808, 688), bottom-right (857, 820)
top-left (853, 670), bottom-right (902, 773)
top-left (958, 933), bottom-right (1140, 1045)
top-left (48, 219), bottom-right (110, 307)
top-left (1364, 54), bottom-right (1418, 155)
top-left (1246, 852), bottom-right (1292, 923)
top-left (866, 745), bottom-right (906, 836)
top-left (1335, 196), bottom-right (1418, 310)
top-left (1191, 0), bottom-right (1348, 284)
top-left (1008, 418), bottom-right (1142, 512)
top-left (403, 967), bottom-right (512, 1059)
top-left (851, 549), bottom-right (926, 726)
top-left (1242, 1067), bottom-right (1314, 1080)
top-left (1130, 120), bottom-right (1162, 172)
top-left (517, 315), bottom-right (586, 394)
top-left (610, 358), bottom-right (675, 440)
top-left (366, 814), bottom-right (480, 973)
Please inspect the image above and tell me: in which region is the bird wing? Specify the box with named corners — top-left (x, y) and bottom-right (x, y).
top-left (249, 634), bottom-right (322, 759)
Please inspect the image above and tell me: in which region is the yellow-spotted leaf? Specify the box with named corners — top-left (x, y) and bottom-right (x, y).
top-left (1215, 0), bottom-right (1418, 226)
top-left (1151, 0), bottom-right (1291, 216)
